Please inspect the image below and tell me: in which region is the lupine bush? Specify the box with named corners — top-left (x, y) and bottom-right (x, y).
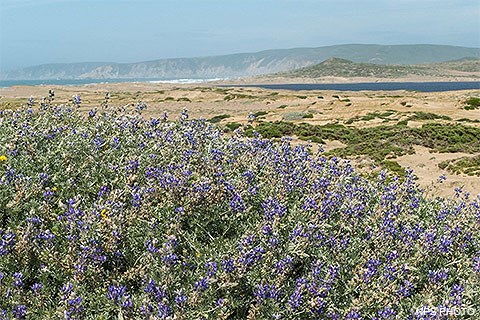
top-left (0, 96), bottom-right (479, 319)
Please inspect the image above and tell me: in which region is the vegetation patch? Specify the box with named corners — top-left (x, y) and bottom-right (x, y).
top-left (253, 111), bottom-right (268, 117)
top-left (457, 118), bottom-right (480, 123)
top-left (408, 111), bottom-right (451, 121)
top-left (224, 93), bottom-right (256, 101)
top-left (282, 112), bottom-right (305, 121)
top-left (248, 120), bottom-right (480, 175)
top-left (346, 111), bottom-right (396, 123)
top-left (439, 155), bottom-right (480, 176)
top-left (464, 97), bottom-right (480, 110)
top-left (208, 114), bottom-right (231, 123)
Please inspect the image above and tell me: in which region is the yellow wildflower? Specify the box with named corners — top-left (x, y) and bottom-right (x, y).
top-left (52, 187), bottom-right (57, 192)
top-left (100, 209), bottom-right (108, 219)
top-left (0, 155), bottom-right (7, 162)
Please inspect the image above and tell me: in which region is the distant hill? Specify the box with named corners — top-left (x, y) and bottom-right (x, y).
top-left (430, 57), bottom-right (480, 72)
top-left (1, 44), bottom-right (479, 80)
top-left (275, 56), bottom-right (480, 79)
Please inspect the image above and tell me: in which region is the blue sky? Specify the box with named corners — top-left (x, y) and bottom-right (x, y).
top-left (0, 0), bottom-right (479, 70)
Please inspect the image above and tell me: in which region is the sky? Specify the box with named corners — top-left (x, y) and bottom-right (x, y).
top-left (0, 0), bottom-right (479, 71)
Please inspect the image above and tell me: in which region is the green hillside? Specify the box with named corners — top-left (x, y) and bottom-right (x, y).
top-left (276, 57), bottom-right (480, 79)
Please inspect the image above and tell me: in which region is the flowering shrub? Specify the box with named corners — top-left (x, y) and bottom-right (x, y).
top-left (0, 98), bottom-right (479, 319)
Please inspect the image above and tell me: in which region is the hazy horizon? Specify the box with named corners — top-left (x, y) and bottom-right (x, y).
top-left (1, 0), bottom-right (479, 72)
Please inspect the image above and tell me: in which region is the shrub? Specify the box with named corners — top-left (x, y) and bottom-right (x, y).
top-left (0, 98), bottom-right (478, 319)
top-left (253, 111), bottom-right (268, 117)
top-left (282, 112), bottom-right (309, 121)
top-left (208, 114), bottom-right (230, 123)
top-left (465, 97), bottom-right (480, 110)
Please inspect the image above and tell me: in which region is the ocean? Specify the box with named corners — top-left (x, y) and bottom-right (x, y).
top-left (0, 78), bottom-right (224, 88)
top-left (0, 79), bottom-right (479, 92)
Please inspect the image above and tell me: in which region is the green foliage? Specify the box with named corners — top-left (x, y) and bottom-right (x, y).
top-left (253, 111), bottom-right (268, 117)
top-left (439, 155), bottom-right (480, 176)
top-left (381, 160), bottom-right (407, 178)
top-left (224, 122), bottom-right (242, 131)
top-left (282, 112), bottom-right (310, 121)
top-left (346, 111), bottom-right (398, 124)
top-left (408, 112), bottom-right (451, 121)
top-left (208, 114), bottom-right (231, 123)
top-left (465, 97), bottom-right (480, 110)
top-left (250, 120), bottom-right (480, 174)
top-left (457, 118), bottom-right (480, 123)
top-left (224, 93), bottom-right (255, 101)
top-left (302, 113), bottom-right (314, 119)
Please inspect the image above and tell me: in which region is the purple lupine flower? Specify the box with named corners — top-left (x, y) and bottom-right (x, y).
top-left (274, 256), bottom-right (293, 274)
top-left (194, 277), bottom-right (209, 292)
top-left (107, 285), bottom-right (132, 308)
top-left (144, 279), bottom-right (167, 302)
top-left (111, 136), bottom-right (120, 148)
top-left (27, 96), bottom-right (35, 106)
top-left (363, 259), bottom-right (382, 283)
top-left (31, 283), bottom-right (43, 294)
top-left (262, 197), bottom-right (287, 219)
top-left (157, 302), bottom-right (172, 319)
top-left (302, 197), bottom-right (318, 211)
top-left (97, 185), bottom-right (110, 197)
top-left (221, 258), bottom-right (235, 273)
top-left (43, 190), bottom-right (54, 199)
top-left (72, 95), bottom-right (81, 106)
top-left (174, 290), bottom-right (187, 306)
top-left (180, 108), bottom-right (189, 120)
top-left (345, 310), bottom-right (363, 319)
top-left (239, 246), bottom-right (265, 268)
top-left (397, 280), bottom-right (414, 298)
top-left (13, 272), bottom-right (24, 287)
top-left (428, 269), bottom-right (449, 283)
top-left (229, 193), bottom-right (246, 213)
top-left (93, 135), bottom-right (103, 149)
top-left (131, 193), bottom-right (142, 208)
top-left (145, 240), bottom-right (159, 253)
top-left (39, 172), bottom-right (49, 184)
top-left (12, 305), bottom-right (27, 319)
top-left (377, 306), bottom-right (396, 319)
top-left (288, 278), bottom-right (307, 309)
top-left (254, 283), bottom-right (280, 303)
top-left (161, 252), bottom-right (179, 266)
top-left (0, 232), bottom-right (15, 256)
top-left (473, 256), bottom-right (480, 272)
top-left (206, 261), bottom-right (218, 277)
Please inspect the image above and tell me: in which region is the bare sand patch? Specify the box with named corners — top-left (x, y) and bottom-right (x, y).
top-left (396, 146), bottom-right (480, 198)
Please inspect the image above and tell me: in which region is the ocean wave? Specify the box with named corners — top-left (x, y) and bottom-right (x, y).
top-left (148, 78), bottom-right (227, 84)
